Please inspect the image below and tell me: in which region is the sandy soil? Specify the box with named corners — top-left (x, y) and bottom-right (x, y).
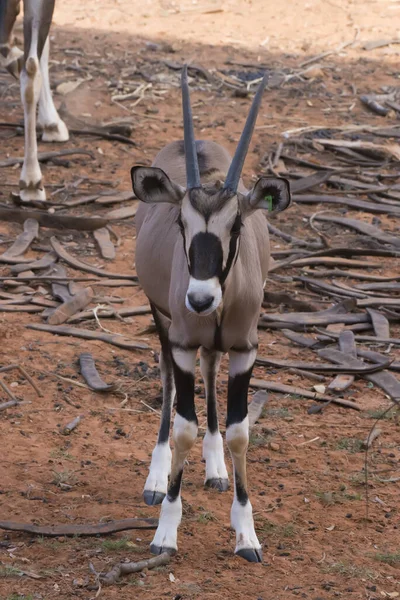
top-left (0, 1), bottom-right (400, 599)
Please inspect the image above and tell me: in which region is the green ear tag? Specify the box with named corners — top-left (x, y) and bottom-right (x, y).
top-left (265, 194), bottom-right (273, 212)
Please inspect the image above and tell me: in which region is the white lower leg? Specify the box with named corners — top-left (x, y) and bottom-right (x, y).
top-left (144, 442), bottom-right (172, 497)
top-left (37, 38), bottom-right (69, 142)
top-left (151, 495), bottom-right (182, 553)
top-left (200, 348), bottom-right (228, 486)
top-left (144, 351), bottom-right (175, 499)
top-left (151, 413), bottom-right (197, 553)
top-left (231, 497), bottom-right (260, 554)
top-left (202, 429), bottom-right (228, 483)
top-left (20, 56), bottom-right (45, 202)
top-left (226, 418), bottom-right (261, 555)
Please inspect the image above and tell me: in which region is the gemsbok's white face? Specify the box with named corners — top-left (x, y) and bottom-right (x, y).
top-left (131, 168), bottom-right (290, 316)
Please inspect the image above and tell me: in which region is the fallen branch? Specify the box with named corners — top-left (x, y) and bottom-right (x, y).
top-left (366, 308), bottom-right (390, 340)
top-left (68, 304), bottom-right (151, 324)
top-left (79, 353), bottom-right (115, 391)
top-left (0, 149), bottom-right (94, 168)
top-left (47, 287), bottom-right (94, 325)
top-left (313, 214), bottom-right (400, 248)
top-left (62, 415), bottom-right (82, 435)
top-left (100, 552), bottom-right (170, 586)
top-left (0, 518), bottom-right (158, 537)
top-left (51, 237), bottom-right (138, 280)
top-left (362, 427), bottom-right (381, 449)
top-left (70, 127), bottom-right (137, 146)
top-left (10, 251), bottom-right (57, 274)
top-left (26, 323), bottom-right (149, 350)
top-left (0, 205), bottom-right (108, 231)
top-left (293, 194), bottom-right (400, 216)
top-left (250, 379), bottom-right (361, 410)
top-left (256, 355), bottom-right (389, 373)
top-left (1, 218), bottom-right (39, 259)
top-left (317, 329), bottom-right (400, 345)
top-left (328, 331), bottom-right (356, 392)
top-left (0, 399), bottom-right (21, 411)
top-left (271, 255), bottom-right (382, 272)
top-left (318, 348), bottom-right (400, 402)
top-left (248, 390), bottom-right (268, 427)
top-left (288, 367), bottom-right (325, 382)
top-left (267, 223), bottom-right (322, 250)
top-left (93, 227), bottom-right (115, 260)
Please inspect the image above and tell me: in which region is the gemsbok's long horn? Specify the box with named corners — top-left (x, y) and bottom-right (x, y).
top-left (224, 72), bottom-right (269, 192)
top-left (181, 65), bottom-right (201, 189)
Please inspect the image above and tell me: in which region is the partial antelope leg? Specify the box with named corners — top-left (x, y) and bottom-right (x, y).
top-left (0, 0), bottom-right (22, 77)
top-left (226, 348), bottom-right (262, 563)
top-left (38, 36), bottom-right (69, 142)
top-left (143, 305), bottom-right (175, 506)
top-left (150, 346), bottom-right (198, 556)
top-left (19, 0), bottom-right (56, 201)
top-left (200, 347), bottom-right (229, 491)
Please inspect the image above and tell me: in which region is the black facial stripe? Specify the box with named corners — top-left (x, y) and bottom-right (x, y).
top-left (189, 232), bottom-right (223, 280)
top-left (177, 215), bottom-right (189, 263)
top-left (220, 230), bottom-right (240, 285)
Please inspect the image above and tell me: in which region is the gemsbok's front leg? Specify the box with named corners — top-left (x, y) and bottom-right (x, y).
top-left (19, 52), bottom-right (45, 202)
top-left (200, 347), bottom-right (229, 491)
top-left (226, 348), bottom-right (262, 563)
top-left (150, 346), bottom-right (198, 556)
top-left (144, 305), bottom-right (175, 506)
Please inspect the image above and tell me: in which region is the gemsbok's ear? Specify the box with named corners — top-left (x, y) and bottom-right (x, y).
top-left (241, 177), bottom-right (291, 215)
top-left (131, 166), bottom-right (185, 204)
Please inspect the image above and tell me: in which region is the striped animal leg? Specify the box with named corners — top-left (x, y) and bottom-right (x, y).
top-left (143, 305), bottom-right (175, 506)
top-left (150, 347), bottom-right (197, 555)
top-left (226, 349), bottom-right (262, 562)
top-left (19, 0), bottom-right (56, 201)
top-left (200, 347), bottom-right (228, 492)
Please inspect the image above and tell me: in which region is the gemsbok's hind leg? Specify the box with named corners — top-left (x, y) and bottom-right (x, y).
top-left (19, 54), bottom-right (45, 201)
top-left (19, 0), bottom-right (56, 202)
top-left (38, 37), bottom-right (69, 142)
top-left (226, 348), bottom-right (262, 563)
top-left (143, 305), bottom-right (175, 506)
top-left (200, 347), bottom-right (229, 491)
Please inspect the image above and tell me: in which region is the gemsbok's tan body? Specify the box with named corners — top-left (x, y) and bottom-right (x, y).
top-left (131, 67), bottom-right (291, 561)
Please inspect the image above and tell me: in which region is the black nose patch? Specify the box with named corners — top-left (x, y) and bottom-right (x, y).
top-left (189, 232), bottom-right (223, 280)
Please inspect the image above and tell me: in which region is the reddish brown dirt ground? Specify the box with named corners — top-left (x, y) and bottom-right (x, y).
top-left (0, 1), bottom-right (400, 599)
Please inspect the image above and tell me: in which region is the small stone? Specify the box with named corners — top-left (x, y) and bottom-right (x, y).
top-left (269, 442), bottom-right (280, 452)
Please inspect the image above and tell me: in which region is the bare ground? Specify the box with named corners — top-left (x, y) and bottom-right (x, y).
top-left (0, 1), bottom-right (400, 599)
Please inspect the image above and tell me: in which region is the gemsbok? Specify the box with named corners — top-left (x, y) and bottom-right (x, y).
top-left (0, 0), bottom-right (69, 201)
top-left (131, 66), bottom-right (291, 562)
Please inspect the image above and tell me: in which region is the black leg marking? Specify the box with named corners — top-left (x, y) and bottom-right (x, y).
top-left (167, 469), bottom-right (183, 502)
top-left (226, 366), bottom-right (253, 428)
top-left (151, 303), bottom-right (174, 445)
top-left (172, 358), bottom-right (197, 424)
top-left (202, 349), bottom-right (219, 435)
top-left (235, 470), bottom-right (249, 506)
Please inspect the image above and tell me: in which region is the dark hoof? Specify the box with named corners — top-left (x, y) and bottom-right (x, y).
top-left (150, 543), bottom-right (177, 556)
top-left (205, 478), bottom-right (229, 492)
top-left (235, 548), bottom-right (263, 563)
top-left (143, 490), bottom-right (166, 506)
